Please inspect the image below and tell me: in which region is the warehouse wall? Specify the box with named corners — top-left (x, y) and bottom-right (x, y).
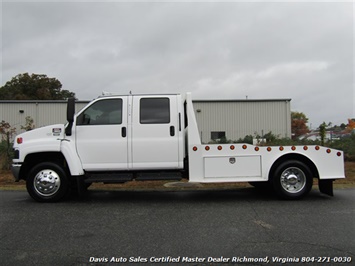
top-left (0, 101), bottom-right (88, 134)
top-left (1, 98), bottom-right (291, 141)
top-left (193, 100), bottom-right (291, 143)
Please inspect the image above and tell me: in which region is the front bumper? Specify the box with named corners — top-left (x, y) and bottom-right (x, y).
top-left (11, 164), bottom-right (22, 182)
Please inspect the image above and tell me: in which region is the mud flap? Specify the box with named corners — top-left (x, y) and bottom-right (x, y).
top-left (76, 175), bottom-right (87, 196)
top-left (318, 179), bottom-right (334, 196)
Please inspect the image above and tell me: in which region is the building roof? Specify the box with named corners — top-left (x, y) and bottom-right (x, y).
top-left (0, 98), bottom-right (292, 104)
top-left (193, 98), bottom-right (291, 103)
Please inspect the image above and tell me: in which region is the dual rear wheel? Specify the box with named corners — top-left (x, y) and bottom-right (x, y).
top-left (250, 160), bottom-right (313, 200)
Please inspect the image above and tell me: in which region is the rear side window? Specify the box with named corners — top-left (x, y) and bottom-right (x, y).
top-left (140, 98), bottom-right (170, 124)
top-left (77, 99), bottom-right (122, 125)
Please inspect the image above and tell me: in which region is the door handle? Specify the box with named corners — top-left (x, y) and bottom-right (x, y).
top-left (170, 126), bottom-right (175, 136)
top-left (122, 127), bottom-right (126, 138)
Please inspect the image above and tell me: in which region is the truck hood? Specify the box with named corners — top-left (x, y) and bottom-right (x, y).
top-left (15, 124), bottom-right (65, 142)
top-left (13, 125), bottom-right (66, 161)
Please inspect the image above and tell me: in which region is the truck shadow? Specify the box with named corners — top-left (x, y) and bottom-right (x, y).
top-left (67, 187), bottom-right (331, 204)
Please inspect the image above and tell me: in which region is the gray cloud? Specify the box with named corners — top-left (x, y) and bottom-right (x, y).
top-left (1, 1), bottom-right (353, 127)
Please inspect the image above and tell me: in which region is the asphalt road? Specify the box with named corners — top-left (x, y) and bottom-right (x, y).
top-left (0, 188), bottom-right (354, 266)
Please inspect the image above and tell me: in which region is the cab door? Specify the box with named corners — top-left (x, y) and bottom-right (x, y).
top-left (131, 95), bottom-right (181, 169)
top-left (75, 97), bottom-right (128, 171)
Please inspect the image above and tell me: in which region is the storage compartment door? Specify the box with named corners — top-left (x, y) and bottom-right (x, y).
top-left (204, 156), bottom-right (261, 178)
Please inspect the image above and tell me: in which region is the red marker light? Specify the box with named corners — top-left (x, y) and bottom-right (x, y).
top-left (17, 137), bottom-right (23, 144)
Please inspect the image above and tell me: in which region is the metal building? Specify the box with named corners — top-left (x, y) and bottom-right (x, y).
top-left (0, 100), bottom-right (88, 133)
top-left (1, 98), bottom-right (291, 142)
top-left (193, 99), bottom-right (291, 143)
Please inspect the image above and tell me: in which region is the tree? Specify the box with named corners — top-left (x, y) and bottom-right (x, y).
top-left (0, 121), bottom-right (16, 169)
top-left (318, 121), bottom-right (332, 146)
top-left (0, 73), bottom-right (76, 100)
top-left (21, 116), bottom-right (35, 131)
top-left (291, 111), bottom-right (310, 139)
top-left (346, 119), bottom-right (355, 133)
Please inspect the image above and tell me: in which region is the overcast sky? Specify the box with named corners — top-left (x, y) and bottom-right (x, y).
top-left (1, 0), bottom-right (354, 129)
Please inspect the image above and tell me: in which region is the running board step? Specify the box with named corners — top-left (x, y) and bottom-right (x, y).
top-left (135, 172), bottom-right (182, 181)
top-left (85, 173), bottom-right (133, 183)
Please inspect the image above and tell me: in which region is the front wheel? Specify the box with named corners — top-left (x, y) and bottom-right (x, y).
top-left (271, 160), bottom-right (313, 200)
top-left (26, 162), bottom-right (70, 202)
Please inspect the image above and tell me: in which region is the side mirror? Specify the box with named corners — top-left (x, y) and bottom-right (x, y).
top-left (65, 98), bottom-right (75, 136)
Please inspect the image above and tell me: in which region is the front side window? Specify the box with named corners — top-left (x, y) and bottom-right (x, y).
top-left (77, 99), bottom-right (122, 125)
top-left (140, 98), bottom-right (170, 124)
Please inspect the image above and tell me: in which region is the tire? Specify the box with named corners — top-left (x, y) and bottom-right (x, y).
top-left (271, 160), bottom-right (313, 200)
top-left (26, 162), bottom-right (70, 202)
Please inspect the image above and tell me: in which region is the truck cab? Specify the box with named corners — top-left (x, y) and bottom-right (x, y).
top-left (74, 94), bottom-right (185, 171)
top-left (12, 92), bottom-right (345, 202)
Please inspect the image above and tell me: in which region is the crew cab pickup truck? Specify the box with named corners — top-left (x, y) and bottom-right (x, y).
top-left (12, 93), bottom-right (345, 202)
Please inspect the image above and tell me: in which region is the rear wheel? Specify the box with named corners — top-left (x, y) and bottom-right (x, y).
top-left (26, 162), bottom-right (70, 202)
top-left (271, 160), bottom-right (313, 200)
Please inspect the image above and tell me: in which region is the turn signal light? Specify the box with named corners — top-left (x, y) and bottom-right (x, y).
top-left (17, 137), bottom-right (23, 144)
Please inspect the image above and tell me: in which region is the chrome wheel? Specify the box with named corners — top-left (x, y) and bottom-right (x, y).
top-left (280, 167), bottom-right (306, 194)
top-left (33, 169), bottom-right (61, 197)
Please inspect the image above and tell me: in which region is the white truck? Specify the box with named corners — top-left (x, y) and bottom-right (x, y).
top-left (11, 93), bottom-right (345, 202)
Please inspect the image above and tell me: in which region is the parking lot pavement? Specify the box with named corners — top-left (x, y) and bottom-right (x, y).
top-left (0, 188), bottom-right (354, 266)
